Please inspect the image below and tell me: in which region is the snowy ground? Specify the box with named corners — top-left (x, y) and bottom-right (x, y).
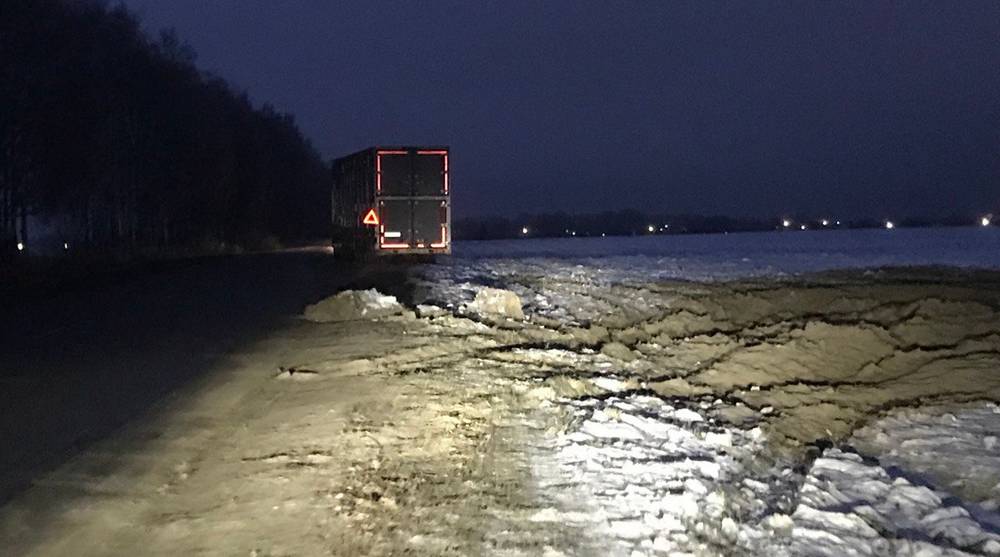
top-left (409, 230), bottom-right (1000, 555)
top-left (2, 230), bottom-right (1000, 555)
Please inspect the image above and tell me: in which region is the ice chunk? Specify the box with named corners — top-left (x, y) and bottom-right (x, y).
top-left (705, 431), bottom-right (733, 447)
top-left (673, 408), bottom-right (705, 423)
top-left (721, 517), bottom-right (739, 540)
top-left (465, 287), bottom-right (524, 319)
top-left (764, 514), bottom-right (794, 535)
top-left (591, 377), bottom-right (629, 392)
top-left (415, 304), bottom-right (448, 318)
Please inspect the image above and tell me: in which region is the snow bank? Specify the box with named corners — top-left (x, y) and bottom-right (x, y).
top-left (303, 289), bottom-right (403, 322)
top-left (791, 447), bottom-right (1000, 555)
top-left (850, 403), bottom-right (1000, 508)
top-left (464, 287), bottom-right (524, 320)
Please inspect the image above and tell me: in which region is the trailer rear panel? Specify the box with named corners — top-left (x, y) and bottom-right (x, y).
top-left (332, 146), bottom-right (451, 257)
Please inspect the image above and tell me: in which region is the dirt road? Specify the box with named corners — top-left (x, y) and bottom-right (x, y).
top-left (0, 249), bottom-right (356, 504)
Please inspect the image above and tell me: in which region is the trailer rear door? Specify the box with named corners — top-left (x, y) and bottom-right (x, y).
top-left (375, 148), bottom-right (449, 252)
top-left (413, 150), bottom-right (448, 195)
top-left (377, 150), bottom-right (409, 196)
top-left (413, 199), bottom-right (448, 247)
top-left (378, 199), bottom-right (412, 247)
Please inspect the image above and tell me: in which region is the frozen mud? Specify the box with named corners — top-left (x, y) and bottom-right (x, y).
top-left (303, 288), bottom-right (403, 322)
top-left (2, 261), bottom-right (1000, 556)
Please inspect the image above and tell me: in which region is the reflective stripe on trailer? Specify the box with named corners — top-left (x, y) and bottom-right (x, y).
top-left (431, 224), bottom-right (448, 248)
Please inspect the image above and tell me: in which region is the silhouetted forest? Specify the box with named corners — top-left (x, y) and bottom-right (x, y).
top-left (454, 212), bottom-right (770, 240)
top-left (1, 0), bottom-right (329, 259)
top-left (454, 211), bottom-right (989, 240)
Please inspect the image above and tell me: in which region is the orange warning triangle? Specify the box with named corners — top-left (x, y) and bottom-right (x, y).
top-left (362, 208), bottom-right (379, 226)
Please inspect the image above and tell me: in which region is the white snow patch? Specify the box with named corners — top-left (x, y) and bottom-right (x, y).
top-left (464, 287), bottom-right (524, 320)
top-left (538, 394), bottom-right (768, 554)
top-left (672, 408), bottom-right (705, 423)
top-left (788, 447), bottom-right (1000, 555)
top-left (303, 289), bottom-right (402, 322)
top-left (591, 377), bottom-right (629, 392)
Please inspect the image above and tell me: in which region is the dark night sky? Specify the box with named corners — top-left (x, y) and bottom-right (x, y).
top-left (121, 1), bottom-right (1000, 219)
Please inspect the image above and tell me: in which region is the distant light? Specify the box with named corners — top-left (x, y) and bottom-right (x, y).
top-left (836, 221), bottom-right (841, 226)
top-left (63, 242), bottom-right (69, 250)
top-left (601, 233), bottom-right (606, 237)
top-left (647, 225), bottom-right (655, 233)
top-left (821, 219), bottom-right (829, 227)
top-left (800, 224), bottom-right (807, 231)
top-left (885, 221), bottom-right (894, 230)
top-left (664, 224), bottom-right (670, 229)
top-left (16, 242), bottom-right (24, 252)
top-left (982, 217), bottom-right (992, 227)
top-left (782, 219), bottom-right (791, 228)
top-left (571, 231), bottom-right (576, 237)
top-left (521, 227), bottom-right (529, 235)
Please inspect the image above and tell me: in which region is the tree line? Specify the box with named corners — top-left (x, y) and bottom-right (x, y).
top-left (453, 211), bottom-right (990, 241)
top-left (454, 211), bottom-right (772, 240)
top-left (1, 0), bottom-right (330, 259)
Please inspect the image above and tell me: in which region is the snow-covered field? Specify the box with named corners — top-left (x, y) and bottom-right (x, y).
top-left (419, 228), bottom-right (1000, 326)
top-left (454, 227), bottom-right (1000, 277)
